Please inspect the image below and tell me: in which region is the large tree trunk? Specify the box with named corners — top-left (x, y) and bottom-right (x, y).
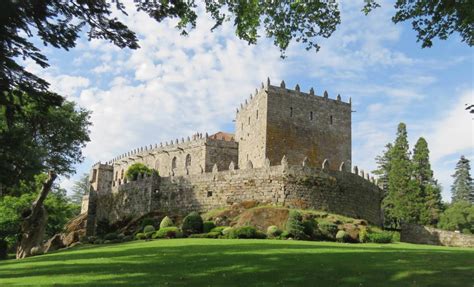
top-left (16, 171), bottom-right (57, 259)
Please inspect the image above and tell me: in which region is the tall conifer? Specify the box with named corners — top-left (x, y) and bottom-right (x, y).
top-left (412, 137), bottom-right (442, 225)
top-left (451, 156), bottom-right (473, 204)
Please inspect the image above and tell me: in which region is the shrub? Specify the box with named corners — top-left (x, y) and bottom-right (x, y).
top-left (122, 235), bottom-right (133, 242)
top-left (366, 232), bottom-right (392, 243)
top-left (303, 220), bottom-right (317, 238)
top-left (189, 232), bottom-right (221, 239)
top-left (182, 212), bottom-right (203, 236)
top-left (153, 227), bottom-right (183, 239)
top-left (210, 226), bottom-right (227, 234)
top-left (0, 239), bottom-right (7, 260)
top-left (135, 233), bottom-right (146, 240)
top-left (318, 222), bottom-right (338, 241)
top-left (228, 226), bottom-right (263, 239)
top-left (145, 231), bottom-right (155, 239)
top-left (359, 228), bottom-right (368, 243)
top-left (160, 216), bottom-right (174, 229)
top-left (336, 230), bottom-right (346, 242)
top-left (141, 218), bottom-right (155, 228)
top-left (104, 232), bottom-right (119, 240)
top-left (222, 227), bottom-right (233, 236)
top-left (143, 225), bottom-right (156, 233)
top-left (267, 225), bottom-right (282, 238)
top-left (438, 201), bottom-right (474, 233)
top-left (203, 221), bottom-right (216, 233)
top-left (286, 210), bottom-right (306, 240)
top-left (256, 231), bottom-right (267, 239)
top-left (96, 219), bottom-right (113, 237)
top-left (125, 163), bottom-right (154, 181)
top-left (279, 231), bottom-right (291, 240)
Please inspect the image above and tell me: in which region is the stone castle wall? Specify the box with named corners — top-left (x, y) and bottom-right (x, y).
top-left (401, 223), bottom-right (474, 248)
top-left (91, 161), bottom-right (383, 226)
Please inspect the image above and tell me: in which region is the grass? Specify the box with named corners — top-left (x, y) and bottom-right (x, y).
top-left (0, 239), bottom-right (473, 286)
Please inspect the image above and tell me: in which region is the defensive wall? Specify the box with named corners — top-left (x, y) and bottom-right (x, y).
top-left (83, 158), bottom-right (383, 229)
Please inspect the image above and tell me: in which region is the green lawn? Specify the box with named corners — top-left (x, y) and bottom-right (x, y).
top-left (0, 239), bottom-right (472, 286)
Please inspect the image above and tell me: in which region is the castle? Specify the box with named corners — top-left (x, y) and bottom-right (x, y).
top-left (82, 79), bottom-right (382, 234)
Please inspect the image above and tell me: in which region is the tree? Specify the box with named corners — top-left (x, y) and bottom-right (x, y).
top-left (451, 156), bottom-right (473, 204)
top-left (383, 123), bottom-right (421, 227)
top-left (412, 137), bottom-right (442, 225)
top-left (373, 143), bottom-right (393, 191)
top-left (364, 0), bottom-right (473, 48)
top-left (0, 93), bottom-right (91, 193)
top-left (69, 174), bottom-right (90, 206)
top-left (438, 200), bottom-right (474, 234)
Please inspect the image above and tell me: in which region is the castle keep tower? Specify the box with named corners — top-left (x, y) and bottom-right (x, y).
top-left (235, 79), bottom-right (351, 170)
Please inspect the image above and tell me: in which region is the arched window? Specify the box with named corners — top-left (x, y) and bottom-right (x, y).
top-left (115, 171), bottom-right (118, 180)
top-left (330, 115), bottom-right (333, 125)
top-left (120, 169), bottom-right (124, 179)
top-left (310, 111), bottom-right (313, 121)
top-left (185, 154), bottom-right (191, 168)
top-left (172, 157), bottom-right (177, 169)
top-left (290, 107), bottom-right (293, 117)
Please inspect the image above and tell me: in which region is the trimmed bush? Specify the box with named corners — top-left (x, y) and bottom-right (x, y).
top-left (267, 225), bottom-right (282, 238)
top-left (182, 212), bottom-right (203, 236)
top-left (153, 227), bottom-right (183, 239)
top-left (135, 233), bottom-right (146, 240)
top-left (141, 218), bottom-right (155, 228)
top-left (228, 226), bottom-right (261, 239)
top-left (203, 221), bottom-right (216, 233)
top-left (222, 227), bottom-right (233, 236)
top-left (286, 210), bottom-right (306, 240)
top-left (145, 231), bottom-right (155, 239)
top-left (256, 231), bottom-right (267, 239)
top-left (279, 231), bottom-right (291, 240)
top-left (210, 226), bottom-right (227, 234)
top-left (359, 228), bottom-right (368, 243)
top-left (189, 232), bottom-right (221, 239)
top-left (160, 216), bottom-right (174, 229)
top-left (0, 239), bottom-right (8, 260)
top-left (104, 232), bottom-right (119, 240)
top-left (318, 222), bottom-right (338, 241)
top-left (143, 225), bottom-right (156, 233)
top-left (125, 163), bottom-right (154, 181)
top-left (366, 232), bottom-right (392, 243)
top-left (122, 235), bottom-right (133, 242)
top-left (336, 230), bottom-right (346, 242)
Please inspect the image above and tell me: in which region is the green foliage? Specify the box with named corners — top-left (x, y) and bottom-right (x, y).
top-left (266, 225), bottom-right (282, 238)
top-left (143, 225), bottom-right (156, 234)
top-left (126, 163), bottom-right (154, 181)
top-left (372, 143), bottom-right (393, 191)
top-left (228, 226), bottom-right (260, 239)
top-left (0, 239), bottom-right (7, 260)
top-left (451, 156), bottom-right (473, 204)
top-left (159, 216), bottom-right (174, 229)
top-left (0, 179), bottom-right (80, 246)
top-left (104, 233), bottom-right (119, 241)
top-left (182, 212), bottom-right (203, 236)
top-left (359, 228), bottom-right (368, 243)
top-left (366, 232), bottom-right (393, 244)
top-left (222, 227), bottom-right (233, 236)
top-left (135, 233), bottom-right (146, 240)
top-left (285, 210), bottom-right (306, 240)
top-left (335, 230), bottom-right (346, 242)
top-left (189, 232), bottom-right (221, 239)
top-left (302, 220), bottom-right (317, 238)
top-left (203, 221), bottom-right (216, 233)
top-left (279, 231), bottom-right (291, 240)
top-left (317, 222), bottom-right (338, 241)
top-left (140, 218), bottom-right (155, 228)
top-left (69, 173), bottom-right (90, 205)
top-left (153, 227), bottom-right (183, 239)
top-left (210, 226), bottom-right (227, 234)
top-left (0, 96), bottom-right (91, 191)
top-left (438, 201), bottom-right (474, 233)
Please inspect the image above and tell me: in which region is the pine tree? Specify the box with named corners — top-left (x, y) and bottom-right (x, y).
top-left (383, 123), bottom-right (421, 227)
top-left (69, 174), bottom-right (90, 205)
top-left (412, 137), bottom-right (442, 225)
top-left (451, 156), bottom-right (473, 204)
top-left (373, 143), bottom-right (393, 191)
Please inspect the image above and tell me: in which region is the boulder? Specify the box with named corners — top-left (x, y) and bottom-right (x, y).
top-left (43, 234), bottom-right (65, 253)
top-left (342, 223), bottom-right (360, 242)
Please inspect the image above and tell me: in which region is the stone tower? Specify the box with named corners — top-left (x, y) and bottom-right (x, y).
top-left (235, 79), bottom-right (351, 170)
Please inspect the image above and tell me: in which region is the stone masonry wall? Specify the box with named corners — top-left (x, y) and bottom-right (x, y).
top-left (401, 223), bottom-right (474, 248)
top-left (93, 161), bottom-right (382, 225)
top-left (265, 84), bottom-right (351, 170)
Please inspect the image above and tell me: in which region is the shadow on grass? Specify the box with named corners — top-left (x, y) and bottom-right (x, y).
top-left (0, 240), bottom-right (472, 287)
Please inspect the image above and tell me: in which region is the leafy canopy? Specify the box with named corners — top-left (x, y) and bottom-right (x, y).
top-left (125, 163), bottom-right (155, 181)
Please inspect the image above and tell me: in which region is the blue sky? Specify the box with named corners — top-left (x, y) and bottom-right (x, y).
top-left (25, 0), bottom-right (473, 202)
